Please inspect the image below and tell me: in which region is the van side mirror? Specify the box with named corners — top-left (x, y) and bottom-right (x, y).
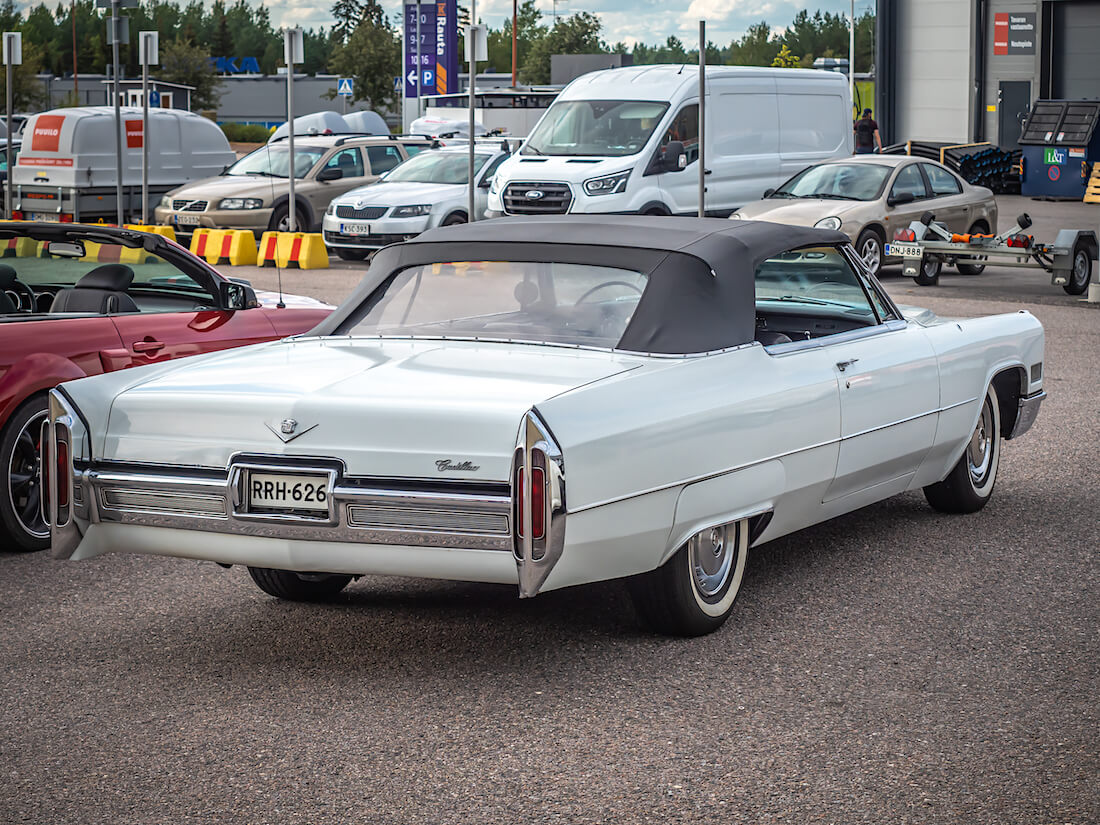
top-left (887, 191), bottom-right (915, 207)
top-left (317, 167), bottom-right (343, 182)
top-left (220, 280), bottom-right (258, 310)
top-left (763, 188), bottom-right (776, 198)
top-left (662, 141), bottom-right (687, 172)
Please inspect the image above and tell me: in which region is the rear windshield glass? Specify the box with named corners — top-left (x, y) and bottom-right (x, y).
top-left (226, 145), bottom-right (326, 179)
top-left (347, 261), bottom-right (647, 348)
top-left (383, 152), bottom-right (493, 184)
top-left (773, 163), bottom-right (891, 201)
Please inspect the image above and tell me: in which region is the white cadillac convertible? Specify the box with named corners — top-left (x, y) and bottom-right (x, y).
top-left (43, 216), bottom-right (1045, 636)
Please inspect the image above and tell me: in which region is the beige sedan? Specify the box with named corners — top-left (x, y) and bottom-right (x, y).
top-left (731, 155), bottom-right (998, 278)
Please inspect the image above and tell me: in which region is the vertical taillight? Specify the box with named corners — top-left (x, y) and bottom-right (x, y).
top-left (43, 419), bottom-right (72, 527)
top-left (56, 439), bottom-right (70, 509)
top-left (515, 466), bottom-right (545, 540)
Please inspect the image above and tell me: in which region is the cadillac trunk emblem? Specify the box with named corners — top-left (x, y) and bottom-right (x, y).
top-left (265, 418), bottom-right (318, 443)
top-left (436, 459), bottom-right (481, 472)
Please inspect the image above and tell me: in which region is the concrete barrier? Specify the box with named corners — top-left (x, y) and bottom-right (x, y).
top-left (124, 224), bottom-right (178, 243)
top-left (258, 231), bottom-right (329, 269)
top-left (210, 229), bottom-right (258, 267)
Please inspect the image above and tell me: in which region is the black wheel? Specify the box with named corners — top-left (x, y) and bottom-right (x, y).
top-left (441, 213), bottom-right (467, 226)
top-left (913, 256), bottom-right (942, 286)
top-left (333, 247), bottom-right (369, 261)
top-left (955, 222), bottom-right (988, 275)
top-left (269, 203), bottom-right (310, 233)
top-left (923, 384), bottom-right (1001, 514)
top-left (855, 227), bottom-right (884, 276)
top-left (1063, 241), bottom-right (1093, 296)
top-left (1, 395), bottom-right (50, 552)
top-left (626, 520), bottom-right (748, 637)
top-left (247, 567), bottom-right (352, 602)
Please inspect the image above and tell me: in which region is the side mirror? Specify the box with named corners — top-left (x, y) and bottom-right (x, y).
top-left (887, 191), bottom-right (915, 207)
top-left (317, 167), bottom-right (343, 182)
top-left (763, 188), bottom-right (776, 198)
top-left (662, 141), bottom-right (687, 172)
top-left (220, 280), bottom-right (258, 310)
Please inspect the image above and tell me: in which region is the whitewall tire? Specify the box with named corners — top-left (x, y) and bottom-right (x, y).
top-left (627, 519), bottom-right (749, 636)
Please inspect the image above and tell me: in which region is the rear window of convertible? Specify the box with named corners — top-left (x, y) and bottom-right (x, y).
top-left (347, 261), bottom-right (648, 348)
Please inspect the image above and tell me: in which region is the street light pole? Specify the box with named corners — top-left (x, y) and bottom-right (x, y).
top-left (110, 0), bottom-right (124, 224)
top-left (3, 32), bottom-right (19, 221)
top-left (849, 0), bottom-right (855, 119)
top-left (139, 31), bottom-right (156, 226)
top-left (467, 0), bottom-right (477, 222)
top-left (284, 28), bottom-right (302, 233)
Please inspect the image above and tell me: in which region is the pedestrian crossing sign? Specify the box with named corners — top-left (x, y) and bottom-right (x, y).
top-left (337, 77), bottom-right (354, 97)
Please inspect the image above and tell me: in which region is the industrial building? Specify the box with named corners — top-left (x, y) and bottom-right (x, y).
top-left (876, 0), bottom-right (1100, 147)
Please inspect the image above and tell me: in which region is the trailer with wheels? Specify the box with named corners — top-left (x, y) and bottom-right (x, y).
top-left (887, 210), bottom-right (1098, 295)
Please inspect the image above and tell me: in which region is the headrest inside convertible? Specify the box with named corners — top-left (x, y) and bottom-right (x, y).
top-left (49, 263), bottom-right (139, 314)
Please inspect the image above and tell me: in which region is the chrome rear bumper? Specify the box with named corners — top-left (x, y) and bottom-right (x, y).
top-left (1008, 390), bottom-right (1046, 440)
top-left (47, 455), bottom-right (513, 560)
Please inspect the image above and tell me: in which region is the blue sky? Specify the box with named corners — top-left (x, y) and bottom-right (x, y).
top-left (17, 0), bottom-right (872, 49)
top-left (270, 0), bottom-right (872, 45)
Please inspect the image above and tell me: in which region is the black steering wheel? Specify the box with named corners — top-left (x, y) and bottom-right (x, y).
top-left (5, 279), bottom-right (37, 312)
top-left (574, 280), bottom-right (644, 306)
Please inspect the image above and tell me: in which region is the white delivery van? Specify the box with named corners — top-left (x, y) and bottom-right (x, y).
top-left (486, 64), bottom-right (851, 218)
top-left (11, 107), bottom-right (235, 223)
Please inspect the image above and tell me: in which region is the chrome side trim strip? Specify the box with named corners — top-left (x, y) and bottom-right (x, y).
top-left (570, 395), bottom-right (981, 515)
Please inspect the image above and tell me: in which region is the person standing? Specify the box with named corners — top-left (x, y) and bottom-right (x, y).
top-left (853, 108), bottom-right (882, 154)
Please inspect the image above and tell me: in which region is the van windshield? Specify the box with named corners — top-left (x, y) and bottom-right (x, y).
top-left (226, 145), bottom-right (326, 179)
top-left (523, 100), bottom-right (669, 157)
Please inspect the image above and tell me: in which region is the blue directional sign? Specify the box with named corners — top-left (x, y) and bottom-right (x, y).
top-left (148, 89), bottom-right (161, 107)
top-left (337, 77), bottom-right (354, 98)
top-left (403, 0), bottom-right (458, 98)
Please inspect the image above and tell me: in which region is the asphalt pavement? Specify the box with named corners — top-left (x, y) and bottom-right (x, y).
top-left (1, 198), bottom-right (1098, 824)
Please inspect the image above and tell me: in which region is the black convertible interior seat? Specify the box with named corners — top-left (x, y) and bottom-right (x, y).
top-left (0, 264), bottom-right (18, 313)
top-left (49, 264), bottom-right (140, 314)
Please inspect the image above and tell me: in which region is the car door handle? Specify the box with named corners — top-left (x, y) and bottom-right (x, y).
top-left (836, 359), bottom-right (859, 372)
top-left (132, 340), bottom-right (165, 353)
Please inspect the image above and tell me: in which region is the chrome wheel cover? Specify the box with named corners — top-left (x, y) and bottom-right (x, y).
top-left (7, 409), bottom-right (49, 538)
top-left (690, 524), bottom-right (735, 600)
top-left (860, 236), bottom-right (881, 273)
top-left (967, 398), bottom-right (994, 486)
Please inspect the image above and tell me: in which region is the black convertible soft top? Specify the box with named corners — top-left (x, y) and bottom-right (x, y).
top-left (314, 215), bottom-right (850, 354)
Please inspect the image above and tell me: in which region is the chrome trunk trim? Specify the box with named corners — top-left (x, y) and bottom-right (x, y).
top-left (74, 459), bottom-right (513, 552)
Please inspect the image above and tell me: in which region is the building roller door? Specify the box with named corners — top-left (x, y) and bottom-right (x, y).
top-left (1052, 1), bottom-right (1100, 100)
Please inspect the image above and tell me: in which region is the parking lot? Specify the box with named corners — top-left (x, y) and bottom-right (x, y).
top-left (2, 196), bottom-right (1097, 824)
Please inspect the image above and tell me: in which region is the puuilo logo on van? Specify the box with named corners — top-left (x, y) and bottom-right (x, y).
top-left (31, 115), bottom-right (66, 152)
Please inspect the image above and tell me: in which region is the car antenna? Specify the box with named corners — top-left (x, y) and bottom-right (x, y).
top-left (262, 136), bottom-right (286, 309)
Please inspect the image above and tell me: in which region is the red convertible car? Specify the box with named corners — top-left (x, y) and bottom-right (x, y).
top-left (0, 222), bottom-right (332, 552)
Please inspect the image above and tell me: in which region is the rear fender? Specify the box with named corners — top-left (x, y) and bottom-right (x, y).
top-left (0, 352), bottom-right (90, 428)
top-left (664, 460), bottom-right (785, 564)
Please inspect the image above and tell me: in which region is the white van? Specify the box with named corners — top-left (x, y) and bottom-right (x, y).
top-left (11, 107), bottom-right (235, 224)
top-left (486, 65), bottom-right (851, 218)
